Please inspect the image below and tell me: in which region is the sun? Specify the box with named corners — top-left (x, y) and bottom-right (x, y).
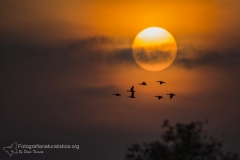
top-left (132, 27), bottom-right (177, 72)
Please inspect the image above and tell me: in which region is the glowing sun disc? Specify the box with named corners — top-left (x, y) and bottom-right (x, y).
top-left (132, 27), bottom-right (177, 71)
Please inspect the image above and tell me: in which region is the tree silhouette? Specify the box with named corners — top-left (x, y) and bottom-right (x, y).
top-left (126, 120), bottom-right (239, 160)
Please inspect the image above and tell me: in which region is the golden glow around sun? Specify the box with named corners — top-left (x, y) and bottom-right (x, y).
top-left (132, 27), bottom-right (177, 72)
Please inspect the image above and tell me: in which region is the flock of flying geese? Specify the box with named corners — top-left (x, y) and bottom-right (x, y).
top-left (113, 81), bottom-right (176, 100)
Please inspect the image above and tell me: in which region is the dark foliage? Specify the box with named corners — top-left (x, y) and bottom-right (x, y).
top-left (126, 120), bottom-right (239, 160)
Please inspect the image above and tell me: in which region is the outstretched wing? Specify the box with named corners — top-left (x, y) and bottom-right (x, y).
top-left (131, 92), bottom-right (135, 97)
top-left (131, 86), bottom-right (134, 91)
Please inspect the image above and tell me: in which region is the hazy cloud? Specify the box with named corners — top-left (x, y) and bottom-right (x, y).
top-left (1, 36), bottom-right (240, 78)
top-left (0, 36), bottom-right (135, 83)
top-left (63, 36), bottom-right (240, 70)
top-left (65, 36), bottom-right (135, 65)
top-left (173, 46), bottom-right (240, 70)
top-left (134, 48), bottom-right (176, 64)
top-left (107, 48), bottom-right (135, 64)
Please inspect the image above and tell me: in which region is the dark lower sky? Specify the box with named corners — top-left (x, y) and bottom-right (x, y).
top-left (1, 0), bottom-right (240, 159)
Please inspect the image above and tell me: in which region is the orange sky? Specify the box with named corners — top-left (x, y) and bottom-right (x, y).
top-left (1, 0), bottom-right (239, 44)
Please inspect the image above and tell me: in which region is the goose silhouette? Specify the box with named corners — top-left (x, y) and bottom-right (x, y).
top-left (167, 93), bottom-right (175, 99)
top-left (139, 82), bottom-right (147, 85)
top-left (157, 81), bottom-right (165, 85)
top-left (155, 96), bottom-right (164, 100)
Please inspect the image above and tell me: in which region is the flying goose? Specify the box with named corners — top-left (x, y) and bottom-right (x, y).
top-left (155, 96), bottom-right (164, 100)
top-left (139, 82), bottom-right (147, 85)
top-left (167, 93), bottom-right (175, 99)
top-left (157, 81), bottom-right (165, 85)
